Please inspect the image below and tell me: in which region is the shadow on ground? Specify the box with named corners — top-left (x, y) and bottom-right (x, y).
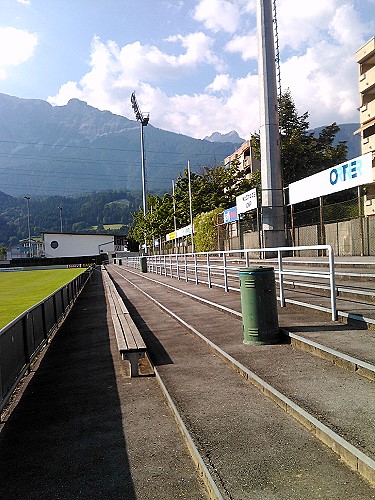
top-left (0, 271), bottom-right (136, 499)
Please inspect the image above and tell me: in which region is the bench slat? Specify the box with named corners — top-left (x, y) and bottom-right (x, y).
top-left (103, 269), bottom-right (147, 352)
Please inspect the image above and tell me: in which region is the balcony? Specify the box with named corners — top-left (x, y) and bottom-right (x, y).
top-left (362, 134), bottom-right (375, 154)
top-left (359, 64), bottom-right (375, 94)
top-left (360, 99), bottom-right (375, 124)
top-left (356, 37), bottom-right (375, 64)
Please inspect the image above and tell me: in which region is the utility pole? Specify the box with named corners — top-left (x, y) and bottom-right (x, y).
top-left (172, 179), bottom-right (177, 253)
top-left (131, 92), bottom-right (149, 217)
top-left (24, 196), bottom-right (32, 257)
top-left (257, 0), bottom-right (285, 248)
top-left (58, 206), bottom-right (63, 233)
top-left (187, 160), bottom-right (194, 253)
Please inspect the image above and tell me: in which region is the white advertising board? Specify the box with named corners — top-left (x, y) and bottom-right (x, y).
top-left (288, 153), bottom-right (373, 205)
top-left (236, 188), bottom-right (257, 215)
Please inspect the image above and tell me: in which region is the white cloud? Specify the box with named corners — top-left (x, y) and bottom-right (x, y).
top-left (48, 33), bottom-right (224, 121)
top-left (16, 0), bottom-right (31, 4)
top-left (206, 73), bottom-right (233, 92)
top-left (225, 33), bottom-right (257, 60)
top-left (0, 27), bottom-right (38, 79)
top-left (278, 2), bottom-right (372, 127)
top-left (277, 0), bottom-right (337, 50)
top-left (47, 1), bottom-right (374, 139)
top-left (143, 71), bottom-right (259, 139)
top-left (47, 81), bottom-right (84, 106)
top-left (193, 0), bottom-right (241, 34)
top-left (165, 32), bottom-right (223, 69)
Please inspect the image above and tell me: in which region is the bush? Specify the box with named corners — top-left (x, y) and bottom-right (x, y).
top-left (194, 208), bottom-right (222, 252)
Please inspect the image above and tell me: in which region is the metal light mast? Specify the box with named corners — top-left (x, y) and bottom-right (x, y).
top-left (24, 196), bottom-right (32, 257)
top-left (131, 92), bottom-right (149, 217)
top-left (257, 0), bottom-right (285, 248)
top-left (58, 206), bottom-right (63, 233)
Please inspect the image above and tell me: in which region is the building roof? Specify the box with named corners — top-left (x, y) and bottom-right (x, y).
top-left (42, 232), bottom-right (122, 237)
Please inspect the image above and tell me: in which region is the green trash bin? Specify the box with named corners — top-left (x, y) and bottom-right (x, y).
top-left (140, 256), bottom-right (147, 273)
top-left (238, 267), bottom-right (280, 345)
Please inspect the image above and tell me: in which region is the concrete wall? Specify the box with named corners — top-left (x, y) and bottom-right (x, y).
top-left (243, 231), bottom-right (260, 250)
top-left (221, 217), bottom-right (375, 256)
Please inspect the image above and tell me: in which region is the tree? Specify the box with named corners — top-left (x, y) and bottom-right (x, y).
top-left (251, 89), bottom-right (347, 186)
top-left (128, 162), bottom-right (260, 247)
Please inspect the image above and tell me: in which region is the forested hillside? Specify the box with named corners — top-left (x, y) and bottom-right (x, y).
top-left (0, 190), bottom-right (142, 247)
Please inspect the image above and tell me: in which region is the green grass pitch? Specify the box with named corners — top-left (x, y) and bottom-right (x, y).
top-left (0, 268), bottom-right (86, 329)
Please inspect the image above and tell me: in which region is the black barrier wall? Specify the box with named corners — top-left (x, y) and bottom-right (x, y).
top-left (0, 268), bottom-right (92, 416)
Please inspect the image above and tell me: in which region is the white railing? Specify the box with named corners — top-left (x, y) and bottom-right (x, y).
top-left (118, 245), bottom-right (337, 321)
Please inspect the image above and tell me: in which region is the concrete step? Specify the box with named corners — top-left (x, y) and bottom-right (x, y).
top-left (108, 266), bottom-right (375, 496)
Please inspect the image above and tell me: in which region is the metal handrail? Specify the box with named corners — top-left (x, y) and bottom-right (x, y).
top-left (119, 245), bottom-right (337, 321)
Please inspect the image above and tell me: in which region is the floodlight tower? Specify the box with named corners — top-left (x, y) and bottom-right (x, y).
top-left (257, 0), bottom-right (285, 248)
top-left (131, 92), bottom-right (149, 217)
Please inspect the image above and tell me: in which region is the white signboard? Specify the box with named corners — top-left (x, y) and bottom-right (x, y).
top-left (289, 153), bottom-right (374, 205)
top-left (176, 224), bottom-right (192, 238)
top-left (236, 188), bottom-right (257, 215)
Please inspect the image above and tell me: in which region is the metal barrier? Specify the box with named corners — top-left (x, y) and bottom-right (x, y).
top-left (121, 246), bottom-right (337, 321)
top-left (0, 267), bottom-right (92, 416)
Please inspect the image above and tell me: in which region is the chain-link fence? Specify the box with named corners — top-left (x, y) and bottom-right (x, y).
top-left (219, 193), bottom-right (374, 256)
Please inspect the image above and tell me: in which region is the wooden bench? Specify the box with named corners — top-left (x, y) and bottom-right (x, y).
top-left (102, 267), bottom-right (153, 377)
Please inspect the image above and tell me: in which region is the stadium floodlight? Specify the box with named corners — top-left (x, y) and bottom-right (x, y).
top-left (131, 92), bottom-right (149, 220)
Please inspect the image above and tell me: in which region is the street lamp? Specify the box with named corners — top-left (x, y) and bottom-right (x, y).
top-left (58, 206), bottom-right (63, 233)
top-left (24, 196), bottom-right (31, 257)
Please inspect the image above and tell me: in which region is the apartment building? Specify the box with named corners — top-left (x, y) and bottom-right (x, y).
top-left (356, 36), bottom-right (375, 215)
top-left (224, 139), bottom-right (260, 179)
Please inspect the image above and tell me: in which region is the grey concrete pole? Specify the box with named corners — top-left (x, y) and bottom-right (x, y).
top-left (257, 0), bottom-right (285, 248)
top-left (140, 122), bottom-right (147, 217)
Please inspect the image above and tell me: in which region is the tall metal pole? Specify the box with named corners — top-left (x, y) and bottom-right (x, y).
top-left (131, 92), bottom-right (149, 253)
top-left (24, 196), bottom-right (31, 257)
top-left (187, 160), bottom-right (194, 253)
top-left (257, 0), bottom-right (285, 248)
top-left (58, 206), bottom-right (63, 233)
top-left (172, 179), bottom-right (177, 253)
top-left (140, 122), bottom-right (147, 216)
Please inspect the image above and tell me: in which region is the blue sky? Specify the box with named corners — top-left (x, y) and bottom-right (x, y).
top-left (1, 0), bottom-right (374, 139)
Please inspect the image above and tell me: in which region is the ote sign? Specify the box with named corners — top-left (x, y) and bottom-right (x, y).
top-left (289, 153), bottom-right (373, 205)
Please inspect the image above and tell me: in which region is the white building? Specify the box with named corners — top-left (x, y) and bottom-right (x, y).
top-left (355, 37), bottom-right (375, 216)
top-left (43, 232), bottom-right (124, 259)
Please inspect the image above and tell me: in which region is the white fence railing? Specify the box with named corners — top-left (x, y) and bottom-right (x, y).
top-left (116, 245), bottom-right (337, 321)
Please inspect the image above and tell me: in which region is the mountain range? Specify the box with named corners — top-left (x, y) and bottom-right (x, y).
top-left (0, 93), bottom-right (241, 197)
top-left (204, 130), bottom-right (245, 143)
top-left (0, 93), bottom-right (361, 199)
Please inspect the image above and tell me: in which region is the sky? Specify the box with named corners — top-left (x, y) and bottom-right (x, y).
top-left (1, 0), bottom-right (374, 140)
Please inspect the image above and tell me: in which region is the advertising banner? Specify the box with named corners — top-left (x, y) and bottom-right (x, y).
top-left (288, 153), bottom-right (374, 205)
top-left (236, 188), bottom-right (258, 215)
top-left (166, 225), bottom-right (191, 241)
top-left (223, 206), bottom-right (238, 224)
top-left (176, 225), bottom-right (192, 238)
